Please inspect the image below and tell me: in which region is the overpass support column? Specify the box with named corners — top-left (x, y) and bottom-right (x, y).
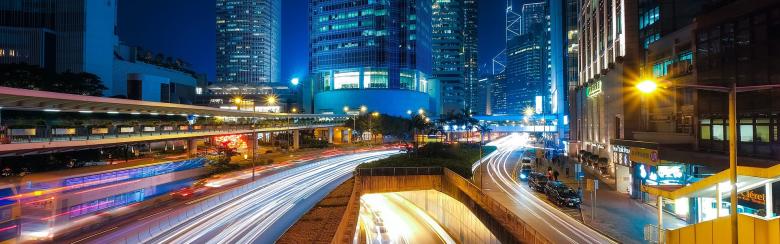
top-left (187, 138), bottom-right (197, 157)
top-left (293, 130), bottom-right (300, 150)
top-left (328, 127), bottom-right (334, 144)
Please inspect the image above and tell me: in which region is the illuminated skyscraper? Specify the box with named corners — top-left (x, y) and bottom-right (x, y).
top-left (216, 0), bottom-right (281, 85)
top-left (309, 0), bottom-right (434, 116)
top-left (463, 0), bottom-right (479, 114)
top-left (432, 0), bottom-right (478, 114)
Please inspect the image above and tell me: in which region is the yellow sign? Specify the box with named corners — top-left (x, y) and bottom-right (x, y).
top-left (629, 147), bottom-right (659, 166)
top-left (739, 190), bottom-right (766, 205)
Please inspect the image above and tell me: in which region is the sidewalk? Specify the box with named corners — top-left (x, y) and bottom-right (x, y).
top-left (536, 158), bottom-right (687, 244)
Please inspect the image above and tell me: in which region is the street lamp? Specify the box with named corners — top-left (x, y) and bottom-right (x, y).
top-left (369, 112), bottom-right (380, 146)
top-left (233, 96), bottom-right (243, 111)
top-left (344, 106), bottom-right (356, 143)
top-left (637, 79), bottom-right (780, 244)
top-left (266, 94), bottom-right (278, 106)
top-left (523, 107), bottom-right (535, 117)
top-left (360, 105), bottom-right (367, 113)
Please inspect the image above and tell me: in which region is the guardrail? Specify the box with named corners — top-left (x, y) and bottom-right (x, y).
top-left (355, 167), bottom-right (443, 176)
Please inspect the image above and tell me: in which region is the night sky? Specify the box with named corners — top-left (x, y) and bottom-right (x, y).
top-left (117, 0), bottom-right (506, 82)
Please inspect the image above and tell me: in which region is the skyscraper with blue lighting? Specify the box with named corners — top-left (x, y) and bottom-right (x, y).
top-left (309, 0), bottom-right (434, 116)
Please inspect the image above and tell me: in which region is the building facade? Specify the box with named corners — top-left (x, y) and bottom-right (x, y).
top-left (503, 1), bottom-right (550, 115)
top-left (309, 0), bottom-right (434, 116)
top-left (0, 0), bottom-right (118, 93)
top-left (574, 0), bottom-right (641, 190)
top-left (432, 0), bottom-right (465, 113)
top-left (113, 44), bottom-right (204, 104)
top-left (0, 0), bottom-right (202, 104)
top-left (430, 0), bottom-right (478, 115)
top-left (463, 0), bottom-right (479, 114)
top-left (216, 0), bottom-right (281, 86)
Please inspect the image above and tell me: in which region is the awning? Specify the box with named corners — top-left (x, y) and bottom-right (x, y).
top-left (643, 164), bottom-right (780, 199)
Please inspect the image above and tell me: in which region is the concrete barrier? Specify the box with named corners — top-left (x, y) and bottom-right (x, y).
top-left (330, 167), bottom-right (552, 244)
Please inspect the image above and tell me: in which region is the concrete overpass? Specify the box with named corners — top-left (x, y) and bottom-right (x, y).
top-left (0, 86), bottom-right (347, 156)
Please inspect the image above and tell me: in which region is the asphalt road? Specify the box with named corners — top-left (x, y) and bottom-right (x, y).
top-left (70, 150), bottom-right (397, 244)
top-left (359, 193), bottom-right (455, 244)
top-left (477, 134), bottom-right (615, 244)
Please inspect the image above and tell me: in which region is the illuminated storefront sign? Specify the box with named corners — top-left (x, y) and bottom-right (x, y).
top-left (739, 189), bottom-right (766, 205)
top-left (587, 80), bottom-right (602, 97)
top-left (629, 147), bottom-right (659, 166)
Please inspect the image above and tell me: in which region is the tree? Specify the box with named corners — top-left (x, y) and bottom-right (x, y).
top-left (0, 63), bottom-right (106, 96)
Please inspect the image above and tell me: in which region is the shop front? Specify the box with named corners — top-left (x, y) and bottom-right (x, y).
top-left (610, 145), bottom-right (632, 194)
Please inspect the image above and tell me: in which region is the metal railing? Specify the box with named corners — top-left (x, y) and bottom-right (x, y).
top-left (0, 122), bottom-right (340, 144)
top-left (644, 224), bottom-right (667, 244)
top-left (355, 167), bottom-right (443, 176)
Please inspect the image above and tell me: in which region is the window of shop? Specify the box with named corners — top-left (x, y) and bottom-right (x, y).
top-left (713, 119), bottom-right (725, 141)
top-left (740, 119), bottom-right (754, 142)
top-left (756, 118), bottom-right (770, 143)
top-left (700, 119), bottom-right (711, 140)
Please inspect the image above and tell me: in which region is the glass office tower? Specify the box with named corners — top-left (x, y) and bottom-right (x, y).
top-left (216, 0), bottom-right (281, 85)
top-left (309, 0), bottom-right (434, 116)
top-left (432, 0), bottom-right (479, 114)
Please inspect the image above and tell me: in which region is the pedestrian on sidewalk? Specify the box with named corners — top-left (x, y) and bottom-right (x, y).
top-left (547, 167), bottom-right (553, 180)
top-left (565, 167), bottom-right (569, 177)
top-left (553, 170), bottom-right (559, 181)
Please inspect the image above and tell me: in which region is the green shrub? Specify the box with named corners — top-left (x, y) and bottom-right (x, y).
top-left (358, 142), bottom-right (496, 178)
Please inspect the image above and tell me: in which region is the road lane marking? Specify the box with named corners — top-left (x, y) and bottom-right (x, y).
top-left (71, 226), bottom-right (118, 244)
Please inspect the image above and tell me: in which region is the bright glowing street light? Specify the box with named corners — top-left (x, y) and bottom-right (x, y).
top-left (418, 108), bottom-right (425, 115)
top-left (406, 110), bottom-right (412, 115)
top-left (371, 112), bottom-right (379, 117)
top-left (291, 107), bottom-right (298, 113)
top-left (343, 106), bottom-right (349, 112)
top-left (266, 95), bottom-right (278, 105)
top-left (636, 79), bottom-right (658, 94)
top-left (523, 107), bottom-right (535, 117)
top-left (360, 105), bottom-right (367, 113)
top-left (290, 78), bottom-right (300, 86)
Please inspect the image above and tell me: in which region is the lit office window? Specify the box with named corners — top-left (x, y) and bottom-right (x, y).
top-left (400, 71), bottom-right (415, 90)
top-left (364, 69), bottom-right (388, 88)
top-left (334, 70), bottom-right (360, 89)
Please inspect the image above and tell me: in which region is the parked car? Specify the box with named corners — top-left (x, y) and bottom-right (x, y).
top-left (527, 172), bottom-right (548, 192)
top-left (519, 165), bottom-right (533, 181)
top-left (521, 157), bottom-right (533, 166)
top-left (545, 181), bottom-right (581, 208)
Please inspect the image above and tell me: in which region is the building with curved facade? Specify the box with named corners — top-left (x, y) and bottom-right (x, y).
top-left (308, 0), bottom-right (435, 117)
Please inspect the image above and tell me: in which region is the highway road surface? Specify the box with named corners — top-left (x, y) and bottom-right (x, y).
top-left (359, 193), bottom-right (455, 244)
top-left (477, 134), bottom-right (616, 244)
top-left (81, 150), bottom-right (398, 244)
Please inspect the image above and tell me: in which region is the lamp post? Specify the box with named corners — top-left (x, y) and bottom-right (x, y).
top-left (233, 97), bottom-right (243, 111)
top-left (370, 112), bottom-right (379, 146)
top-left (344, 106), bottom-right (356, 143)
top-left (636, 79), bottom-right (780, 244)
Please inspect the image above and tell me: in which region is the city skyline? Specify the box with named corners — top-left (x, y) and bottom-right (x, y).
top-left (0, 0), bottom-right (778, 243)
top-left (117, 0), bottom-right (508, 83)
